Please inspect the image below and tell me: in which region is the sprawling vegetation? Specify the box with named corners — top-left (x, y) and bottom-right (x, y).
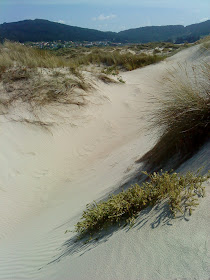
top-left (75, 170), bottom-right (209, 237)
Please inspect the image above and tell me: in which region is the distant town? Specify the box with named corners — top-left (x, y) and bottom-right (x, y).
top-left (25, 40), bottom-right (123, 49)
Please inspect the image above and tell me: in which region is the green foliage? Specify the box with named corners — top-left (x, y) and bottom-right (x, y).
top-left (75, 170), bottom-right (209, 237)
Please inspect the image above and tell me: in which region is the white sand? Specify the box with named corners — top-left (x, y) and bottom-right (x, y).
top-left (0, 45), bottom-right (209, 279)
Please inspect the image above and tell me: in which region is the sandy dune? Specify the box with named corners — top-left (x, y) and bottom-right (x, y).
top-left (0, 45), bottom-right (209, 279)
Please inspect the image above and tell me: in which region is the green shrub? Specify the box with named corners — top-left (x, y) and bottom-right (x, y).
top-left (75, 170), bottom-right (209, 237)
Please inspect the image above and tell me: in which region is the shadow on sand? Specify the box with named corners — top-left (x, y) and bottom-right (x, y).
top-left (47, 141), bottom-right (210, 266)
top-left (48, 197), bottom-right (191, 266)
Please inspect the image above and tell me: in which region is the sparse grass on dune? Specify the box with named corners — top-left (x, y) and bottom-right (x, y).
top-left (0, 42), bottom-right (92, 118)
top-left (75, 50), bottom-right (210, 239)
top-left (0, 41), bottom-right (76, 69)
top-left (75, 50), bottom-right (164, 71)
top-left (75, 170), bottom-right (209, 237)
top-left (197, 36), bottom-right (210, 50)
top-left (1, 69), bottom-right (91, 109)
top-left (202, 40), bottom-right (210, 51)
top-left (0, 41), bottom-right (166, 121)
top-left (140, 62), bottom-right (210, 170)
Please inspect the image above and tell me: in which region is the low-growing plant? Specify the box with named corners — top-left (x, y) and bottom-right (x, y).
top-left (75, 170), bottom-right (209, 237)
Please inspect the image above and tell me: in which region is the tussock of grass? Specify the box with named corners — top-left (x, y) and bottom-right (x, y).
top-left (75, 170), bottom-right (209, 237)
top-left (140, 62), bottom-right (210, 169)
top-left (1, 70), bottom-right (90, 109)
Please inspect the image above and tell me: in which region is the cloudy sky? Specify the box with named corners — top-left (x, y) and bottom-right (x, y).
top-left (0, 0), bottom-right (209, 31)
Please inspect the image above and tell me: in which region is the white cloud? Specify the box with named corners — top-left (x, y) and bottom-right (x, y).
top-left (92, 14), bottom-right (117, 21)
top-left (199, 17), bottom-right (209, 22)
top-left (58, 19), bottom-right (65, 24)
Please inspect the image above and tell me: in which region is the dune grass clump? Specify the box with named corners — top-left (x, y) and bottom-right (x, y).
top-left (1, 70), bottom-right (90, 110)
top-left (140, 62), bottom-right (210, 170)
top-left (75, 170), bottom-right (209, 237)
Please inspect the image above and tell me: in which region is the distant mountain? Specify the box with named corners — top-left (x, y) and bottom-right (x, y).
top-left (119, 20), bottom-right (210, 43)
top-left (0, 19), bottom-right (118, 43)
top-left (118, 25), bottom-right (185, 43)
top-left (0, 19), bottom-right (209, 43)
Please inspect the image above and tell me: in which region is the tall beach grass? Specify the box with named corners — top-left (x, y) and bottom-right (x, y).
top-left (140, 61), bottom-right (210, 170)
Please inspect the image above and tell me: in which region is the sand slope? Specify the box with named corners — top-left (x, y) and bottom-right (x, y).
top-left (0, 45), bottom-right (209, 279)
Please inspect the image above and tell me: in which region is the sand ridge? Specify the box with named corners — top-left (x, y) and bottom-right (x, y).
top-left (0, 45), bottom-right (209, 279)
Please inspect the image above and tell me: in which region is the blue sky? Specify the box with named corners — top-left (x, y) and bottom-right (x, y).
top-left (0, 0), bottom-right (209, 31)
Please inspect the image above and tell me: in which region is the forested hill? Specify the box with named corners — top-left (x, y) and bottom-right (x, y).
top-left (0, 19), bottom-right (118, 43)
top-left (0, 19), bottom-right (209, 43)
top-left (118, 20), bottom-right (210, 43)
